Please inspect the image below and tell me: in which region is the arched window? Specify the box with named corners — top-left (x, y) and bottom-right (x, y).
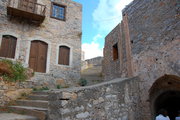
top-left (0, 35), bottom-right (17, 58)
top-left (58, 46), bottom-right (70, 65)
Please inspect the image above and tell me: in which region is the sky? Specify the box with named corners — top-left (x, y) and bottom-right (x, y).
top-left (73, 0), bottom-right (134, 60)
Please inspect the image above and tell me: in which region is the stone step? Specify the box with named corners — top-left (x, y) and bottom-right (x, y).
top-left (16, 100), bottom-right (48, 108)
top-left (28, 95), bottom-right (49, 101)
top-left (8, 106), bottom-right (47, 120)
top-left (0, 113), bottom-right (38, 120)
top-left (32, 91), bottom-right (49, 95)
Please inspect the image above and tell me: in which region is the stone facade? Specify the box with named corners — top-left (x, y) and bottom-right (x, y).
top-left (0, 0), bottom-right (82, 86)
top-left (103, 0), bottom-right (180, 119)
top-left (48, 77), bottom-right (140, 120)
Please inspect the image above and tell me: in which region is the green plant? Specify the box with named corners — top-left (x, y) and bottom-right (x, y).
top-left (33, 87), bottom-right (37, 91)
top-left (57, 85), bottom-right (62, 89)
top-left (21, 92), bottom-right (27, 97)
top-left (0, 59), bottom-right (27, 82)
top-left (78, 78), bottom-right (87, 86)
top-left (33, 86), bottom-right (49, 91)
top-left (41, 86), bottom-right (49, 90)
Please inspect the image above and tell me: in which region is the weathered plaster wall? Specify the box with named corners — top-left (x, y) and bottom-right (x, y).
top-left (0, 0), bottom-right (82, 86)
top-left (48, 77), bottom-right (140, 120)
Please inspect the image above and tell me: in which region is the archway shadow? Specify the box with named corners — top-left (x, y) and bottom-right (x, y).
top-left (149, 74), bottom-right (180, 120)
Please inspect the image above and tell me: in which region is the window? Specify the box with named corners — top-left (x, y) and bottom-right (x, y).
top-left (58, 46), bottom-right (70, 65)
top-left (51, 2), bottom-right (66, 20)
top-left (0, 35), bottom-right (17, 59)
top-left (113, 43), bottom-right (118, 61)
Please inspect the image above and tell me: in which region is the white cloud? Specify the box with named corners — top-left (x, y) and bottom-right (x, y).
top-left (82, 34), bottom-right (103, 60)
top-left (93, 0), bottom-right (133, 33)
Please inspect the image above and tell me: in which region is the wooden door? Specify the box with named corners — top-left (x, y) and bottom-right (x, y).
top-left (58, 46), bottom-right (70, 65)
top-left (18, 0), bottom-right (37, 13)
top-left (29, 41), bottom-right (48, 73)
top-left (0, 35), bottom-right (17, 58)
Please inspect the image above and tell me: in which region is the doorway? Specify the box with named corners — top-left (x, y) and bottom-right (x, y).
top-left (149, 75), bottom-right (180, 120)
top-left (29, 40), bottom-right (48, 73)
top-left (154, 91), bottom-right (180, 120)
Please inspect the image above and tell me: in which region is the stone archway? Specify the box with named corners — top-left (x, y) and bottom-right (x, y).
top-left (149, 75), bottom-right (180, 120)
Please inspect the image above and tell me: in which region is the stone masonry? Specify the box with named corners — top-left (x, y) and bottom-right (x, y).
top-left (103, 0), bottom-right (180, 119)
top-left (0, 0), bottom-right (82, 86)
top-left (48, 77), bottom-right (140, 120)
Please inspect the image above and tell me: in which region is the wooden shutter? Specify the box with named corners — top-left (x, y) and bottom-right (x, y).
top-left (29, 41), bottom-right (47, 73)
top-left (0, 35), bottom-right (17, 58)
top-left (18, 0), bottom-right (37, 13)
top-left (58, 46), bottom-right (70, 65)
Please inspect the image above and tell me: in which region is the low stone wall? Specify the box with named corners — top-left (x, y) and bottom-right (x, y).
top-left (48, 77), bottom-right (140, 120)
top-left (0, 78), bottom-right (32, 106)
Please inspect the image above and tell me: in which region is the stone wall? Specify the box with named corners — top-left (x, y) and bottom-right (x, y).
top-left (0, 0), bottom-right (82, 87)
top-left (103, 0), bottom-right (180, 119)
top-left (103, 18), bottom-right (133, 80)
top-left (48, 77), bottom-right (140, 120)
top-left (0, 78), bottom-right (32, 106)
top-left (123, 0), bottom-right (180, 119)
top-left (81, 57), bottom-right (103, 70)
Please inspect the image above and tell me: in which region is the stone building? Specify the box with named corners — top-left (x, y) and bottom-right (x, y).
top-left (103, 0), bottom-right (180, 119)
top-left (0, 0), bottom-right (82, 86)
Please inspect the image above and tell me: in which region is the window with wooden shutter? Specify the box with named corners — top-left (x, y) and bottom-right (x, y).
top-left (113, 43), bottom-right (118, 61)
top-left (58, 46), bottom-right (70, 65)
top-left (0, 35), bottom-right (17, 59)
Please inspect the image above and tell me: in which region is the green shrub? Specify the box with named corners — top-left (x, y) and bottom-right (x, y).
top-left (57, 85), bottom-right (62, 89)
top-left (41, 86), bottom-right (49, 90)
top-left (0, 59), bottom-right (27, 82)
top-left (33, 86), bottom-right (49, 91)
top-left (78, 78), bottom-right (87, 86)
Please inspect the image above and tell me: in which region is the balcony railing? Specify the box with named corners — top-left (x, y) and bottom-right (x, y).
top-left (7, 0), bottom-right (46, 24)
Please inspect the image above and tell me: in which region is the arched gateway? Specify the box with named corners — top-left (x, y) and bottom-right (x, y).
top-left (149, 75), bottom-right (180, 120)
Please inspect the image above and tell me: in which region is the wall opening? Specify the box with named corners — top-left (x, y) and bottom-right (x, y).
top-left (154, 91), bottom-right (180, 120)
top-left (113, 43), bottom-right (118, 61)
top-left (29, 40), bottom-right (48, 73)
top-left (149, 75), bottom-right (180, 120)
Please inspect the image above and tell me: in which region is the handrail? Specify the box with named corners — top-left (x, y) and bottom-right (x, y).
top-left (8, 0), bottom-right (46, 16)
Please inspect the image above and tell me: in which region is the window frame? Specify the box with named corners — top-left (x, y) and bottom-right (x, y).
top-left (50, 2), bottom-right (66, 21)
top-left (0, 35), bottom-right (17, 59)
top-left (58, 45), bottom-right (70, 66)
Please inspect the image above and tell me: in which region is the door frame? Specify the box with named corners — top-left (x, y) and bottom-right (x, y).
top-left (26, 38), bottom-right (51, 73)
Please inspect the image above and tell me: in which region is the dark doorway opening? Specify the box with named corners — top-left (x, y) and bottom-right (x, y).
top-left (154, 91), bottom-right (180, 120)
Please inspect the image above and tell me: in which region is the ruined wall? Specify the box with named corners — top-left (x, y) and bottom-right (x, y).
top-left (103, 19), bottom-right (133, 80)
top-left (103, 24), bottom-right (129, 80)
top-left (123, 0), bottom-right (180, 119)
top-left (0, 0), bottom-right (82, 86)
top-left (81, 56), bottom-right (103, 70)
top-left (103, 0), bottom-right (180, 119)
top-left (48, 77), bottom-right (140, 120)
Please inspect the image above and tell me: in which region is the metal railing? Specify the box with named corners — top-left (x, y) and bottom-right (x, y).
top-left (8, 0), bottom-right (46, 16)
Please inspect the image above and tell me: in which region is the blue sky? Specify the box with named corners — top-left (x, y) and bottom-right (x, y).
top-left (73, 0), bottom-right (133, 60)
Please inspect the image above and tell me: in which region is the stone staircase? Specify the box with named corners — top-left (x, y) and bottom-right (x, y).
top-left (0, 91), bottom-right (49, 120)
